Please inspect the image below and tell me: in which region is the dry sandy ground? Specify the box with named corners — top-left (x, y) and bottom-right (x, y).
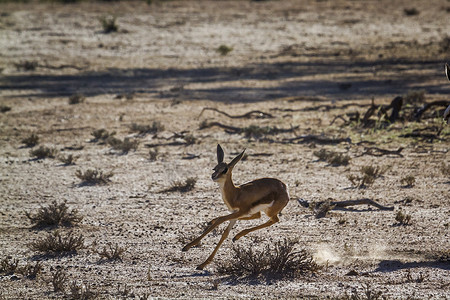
top-left (0, 0), bottom-right (449, 299)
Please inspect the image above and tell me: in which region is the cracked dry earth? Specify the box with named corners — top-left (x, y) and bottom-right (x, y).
top-left (0, 0), bottom-right (449, 299)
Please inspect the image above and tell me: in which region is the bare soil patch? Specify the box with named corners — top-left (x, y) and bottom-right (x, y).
top-left (0, 0), bottom-right (449, 299)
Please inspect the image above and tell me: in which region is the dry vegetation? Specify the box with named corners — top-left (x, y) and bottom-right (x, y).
top-left (0, 0), bottom-right (449, 299)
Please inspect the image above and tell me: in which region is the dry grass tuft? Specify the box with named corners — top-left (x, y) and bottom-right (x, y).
top-left (216, 238), bottom-right (320, 281)
top-left (0, 257), bottom-right (42, 279)
top-left (400, 175), bottom-right (415, 188)
top-left (395, 210), bottom-right (412, 226)
top-left (129, 121), bottom-right (164, 135)
top-left (21, 133), bottom-right (39, 147)
top-left (217, 44), bottom-right (233, 56)
top-left (106, 137), bottom-right (139, 154)
top-left (94, 243), bottom-right (126, 262)
top-left (162, 177), bottom-right (197, 193)
top-left (26, 200), bottom-right (82, 228)
top-left (30, 146), bottom-right (58, 159)
top-left (75, 169), bottom-right (113, 185)
top-left (91, 128), bottom-right (116, 142)
top-left (58, 154), bottom-right (77, 165)
top-left (313, 149), bottom-right (350, 166)
top-left (67, 280), bottom-right (98, 299)
top-left (29, 231), bottom-right (85, 254)
top-left (100, 15), bottom-right (118, 33)
top-left (51, 268), bottom-right (68, 292)
top-left (347, 165), bottom-right (388, 188)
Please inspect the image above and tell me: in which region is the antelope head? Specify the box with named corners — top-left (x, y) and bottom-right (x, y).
top-left (211, 144), bottom-right (245, 183)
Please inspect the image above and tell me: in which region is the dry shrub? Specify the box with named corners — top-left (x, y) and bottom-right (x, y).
top-left (313, 149), bottom-right (350, 166)
top-left (0, 257), bottom-right (19, 275)
top-left (68, 93), bottom-right (85, 105)
top-left (149, 148), bottom-right (159, 161)
top-left (75, 169), bottom-right (113, 185)
top-left (338, 283), bottom-right (384, 300)
top-left (30, 146), bottom-right (58, 159)
top-left (162, 177), bottom-right (196, 193)
top-left (51, 269), bottom-right (68, 292)
top-left (67, 281), bottom-right (98, 300)
top-left (100, 15), bottom-right (118, 33)
top-left (91, 128), bottom-right (115, 142)
top-left (129, 121), bottom-right (164, 135)
top-left (348, 165), bottom-right (388, 188)
top-left (21, 133), bottom-right (39, 147)
top-left (26, 200), bottom-right (82, 228)
top-left (440, 164), bottom-right (449, 176)
top-left (243, 125), bottom-right (275, 139)
top-left (106, 136), bottom-right (139, 154)
top-left (216, 238), bottom-right (320, 281)
top-left (1, 258), bottom-right (43, 279)
top-left (395, 210), bottom-right (412, 226)
top-left (29, 231), bottom-right (85, 254)
top-left (310, 199), bottom-right (335, 218)
top-left (403, 8), bottom-right (419, 16)
top-left (58, 154), bottom-right (77, 165)
top-left (0, 105), bottom-right (12, 113)
top-left (217, 44), bottom-right (233, 56)
top-left (14, 60), bottom-right (38, 71)
top-left (404, 90), bottom-right (425, 105)
top-left (95, 243), bottom-right (125, 262)
top-left (400, 175), bottom-right (415, 187)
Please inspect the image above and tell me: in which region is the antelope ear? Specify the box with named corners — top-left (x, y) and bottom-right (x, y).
top-left (217, 144), bottom-right (224, 163)
top-left (446, 63), bottom-right (450, 82)
top-left (228, 149), bottom-right (246, 169)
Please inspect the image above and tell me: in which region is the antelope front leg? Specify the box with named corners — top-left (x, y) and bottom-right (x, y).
top-left (196, 220), bottom-right (236, 270)
top-left (182, 210), bottom-right (245, 252)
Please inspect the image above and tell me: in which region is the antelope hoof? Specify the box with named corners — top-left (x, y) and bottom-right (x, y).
top-left (182, 245), bottom-right (190, 252)
top-left (196, 265), bottom-right (205, 270)
top-left (232, 235), bottom-right (239, 242)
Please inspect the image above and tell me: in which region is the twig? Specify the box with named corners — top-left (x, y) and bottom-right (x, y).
top-left (198, 107), bottom-right (274, 119)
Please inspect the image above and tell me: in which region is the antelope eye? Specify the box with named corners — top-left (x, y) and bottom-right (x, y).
top-left (222, 168), bottom-right (228, 174)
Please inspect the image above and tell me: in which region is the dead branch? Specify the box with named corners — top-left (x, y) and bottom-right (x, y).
top-left (199, 121), bottom-right (299, 137)
top-left (145, 141), bottom-right (189, 148)
top-left (329, 115), bottom-right (349, 126)
top-left (198, 107), bottom-right (274, 119)
top-left (271, 102), bottom-right (371, 113)
top-left (413, 100), bottom-right (450, 121)
top-left (298, 198), bottom-right (394, 211)
top-left (283, 135), bottom-right (351, 145)
top-left (358, 146), bottom-right (404, 157)
top-left (362, 96), bottom-right (403, 126)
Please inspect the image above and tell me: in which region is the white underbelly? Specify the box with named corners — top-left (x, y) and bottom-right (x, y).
top-left (244, 201), bottom-right (275, 217)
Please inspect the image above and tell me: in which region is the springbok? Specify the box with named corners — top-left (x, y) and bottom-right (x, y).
top-left (182, 144), bottom-right (290, 270)
top-left (444, 63), bottom-right (450, 124)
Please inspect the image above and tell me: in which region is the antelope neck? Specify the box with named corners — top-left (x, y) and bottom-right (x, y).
top-left (217, 172), bottom-right (238, 211)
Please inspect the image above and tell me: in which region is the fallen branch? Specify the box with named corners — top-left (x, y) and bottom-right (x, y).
top-left (198, 107), bottom-right (274, 119)
top-left (271, 102), bottom-right (371, 113)
top-left (199, 121), bottom-right (298, 138)
top-left (358, 147), bottom-right (404, 157)
top-left (298, 198), bottom-right (394, 212)
top-left (283, 135), bottom-right (351, 145)
top-left (413, 100), bottom-right (450, 121)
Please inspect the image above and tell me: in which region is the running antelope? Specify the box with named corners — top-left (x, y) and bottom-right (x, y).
top-left (182, 144), bottom-right (290, 270)
top-left (444, 63), bottom-right (450, 124)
